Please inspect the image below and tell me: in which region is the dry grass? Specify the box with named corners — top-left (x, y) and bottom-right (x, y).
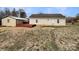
top-left (0, 25), bottom-right (79, 51)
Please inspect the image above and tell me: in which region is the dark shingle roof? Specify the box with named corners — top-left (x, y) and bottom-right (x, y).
top-left (30, 14), bottom-right (65, 18)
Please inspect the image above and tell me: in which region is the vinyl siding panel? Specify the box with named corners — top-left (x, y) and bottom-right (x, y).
top-left (2, 17), bottom-right (16, 26)
top-left (30, 18), bottom-right (66, 26)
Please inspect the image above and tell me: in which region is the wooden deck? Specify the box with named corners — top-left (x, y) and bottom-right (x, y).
top-left (16, 24), bottom-right (36, 28)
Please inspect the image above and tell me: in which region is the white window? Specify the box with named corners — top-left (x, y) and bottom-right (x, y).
top-left (36, 19), bottom-right (38, 23)
top-left (7, 19), bottom-right (10, 23)
top-left (57, 19), bottom-right (59, 23)
top-left (48, 19), bottom-right (50, 21)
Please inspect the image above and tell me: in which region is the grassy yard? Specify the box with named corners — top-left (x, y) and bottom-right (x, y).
top-left (0, 22), bottom-right (79, 51)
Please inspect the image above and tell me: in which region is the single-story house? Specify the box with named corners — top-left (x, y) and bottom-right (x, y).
top-left (29, 13), bottom-right (66, 26)
top-left (2, 16), bottom-right (29, 27)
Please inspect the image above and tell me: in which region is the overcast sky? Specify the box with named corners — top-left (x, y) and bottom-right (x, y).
top-left (0, 7), bottom-right (79, 17)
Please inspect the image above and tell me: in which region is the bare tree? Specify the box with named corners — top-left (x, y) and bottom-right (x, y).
top-left (18, 8), bottom-right (27, 18)
top-left (4, 8), bottom-right (11, 17)
top-left (11, 8), bottom-right (17, 17)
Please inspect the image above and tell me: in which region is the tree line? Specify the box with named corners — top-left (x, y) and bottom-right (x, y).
top-left (0, 8), bottom-right (27, 20)
top-left (0, 8), bottom-right (79, 22)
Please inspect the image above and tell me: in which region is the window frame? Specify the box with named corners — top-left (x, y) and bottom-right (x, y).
top-left (57, 19), bottom-right (59, 23)
top-left (7, 19), bottom-right (10, 23)
top-left (48, 19), bottom-right (50, 21)
top-left (36, 19), bottom-right (38, 23)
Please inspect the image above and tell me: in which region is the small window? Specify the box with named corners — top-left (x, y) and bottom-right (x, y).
top-left (7, 19), bottom-right (10, 23)
top-left (36, 19), bottom-right (38, 23)
top-left (48, 19), bottom-right (49, 21)
top-left (57, 19), bottom-right (59, 23)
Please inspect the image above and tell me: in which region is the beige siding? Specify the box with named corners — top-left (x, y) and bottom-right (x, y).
top-left (30, 18), bottom-right (66, 26)
top-left (2, 17), bottom-right (16, 26)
